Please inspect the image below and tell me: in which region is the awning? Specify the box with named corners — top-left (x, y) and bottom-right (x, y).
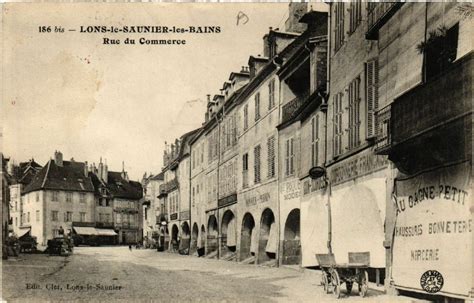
top-left (96, 229), bottom-right (118, 236)
top-left (73, 227), bottom-right (99, 236)
top-left (18, 228), bottom-right (31, 238)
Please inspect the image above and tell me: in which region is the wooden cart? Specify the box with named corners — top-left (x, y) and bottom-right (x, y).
top-left (316, 252), bottom-right (370, 299)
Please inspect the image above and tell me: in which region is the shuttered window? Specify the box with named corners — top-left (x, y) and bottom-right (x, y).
top-left (333, 93), bottom-right (343, 157)
top-left (366, 59), bottom-right (379, 139)
top-left (267, 136), bottom-right (275, 178)
top-left (348, 76), bottom-right (361, 149)
top-left (285, 138), bottom-right (295, 176)
top-left (268, 79), bottom-right (275, 110)
top-left (334, 3), bottom-right (345, 52)
top-left (255, 92), bottom-right (261, 121)
top-left (254, 145), bottom-right (261, 183)
top-left (243, 104), bottom-right (249, 130)
top-left (349, 0), bottom-right (362, 34)
top-left (311, 115), bottom-right (320, 166)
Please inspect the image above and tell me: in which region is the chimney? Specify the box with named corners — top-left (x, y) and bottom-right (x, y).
top-left (84, 161), bottom-right (89, 176)
top-left (98, 157), bottom-right (103, 181)
top-left (54, 150), bottom-right (63, 167)
top-left (103, 159), bottom-right (108, 183)
top-left (121, 161), bottom-right (128, 181)
top-left (284, 2), bottom-right (308, 33)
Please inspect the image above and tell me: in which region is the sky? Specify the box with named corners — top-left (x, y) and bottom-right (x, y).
top-left (2, 2), bottom-right (327, 181)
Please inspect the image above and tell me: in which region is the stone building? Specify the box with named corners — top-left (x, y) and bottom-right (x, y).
top-left (364, 2), bottom-right (472, 299)
top-left (276, 11), bottom-right (328, 266)
top-left (141, 172), bottom-right (164, 248)
top-left (8, 159), bottom-right (42, 237)
top-left (21, 151), bottom-right (96, 247)
top-left (2, 154), bottom-right (12, 258)
top-left (159, 129), bottom-right (200, 253)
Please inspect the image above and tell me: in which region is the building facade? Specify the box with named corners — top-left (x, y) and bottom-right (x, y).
top-left (142, 172), bottom-right (164, 248)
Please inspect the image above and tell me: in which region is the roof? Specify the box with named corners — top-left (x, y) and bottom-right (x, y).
top-left (23, 160), bottom-right (95, 195)
top-left (106, 171), bottom-right (143, 200)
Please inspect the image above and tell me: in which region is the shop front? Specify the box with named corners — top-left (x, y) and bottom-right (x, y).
top-left (391, 161), bottom-right (472, 299)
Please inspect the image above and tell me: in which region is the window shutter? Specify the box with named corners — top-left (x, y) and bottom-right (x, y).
top-left (366, 59), bottom-right (378, 139)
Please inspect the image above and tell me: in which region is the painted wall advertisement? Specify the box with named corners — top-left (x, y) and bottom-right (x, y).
top-left (392, 162), bottom-right (472, 298)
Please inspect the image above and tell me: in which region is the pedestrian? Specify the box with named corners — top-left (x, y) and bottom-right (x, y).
top-left (129, 244), bottom-right (132, 251)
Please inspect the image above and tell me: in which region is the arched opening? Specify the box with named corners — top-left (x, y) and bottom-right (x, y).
top-left (220, 210), bottom-right (237, 259)
top-left (282, 208), bottom-right (301, 265)
top-left (240, 213), bottom-right (256, 263)
top-left (191, 223), bottom-right (199, 255)
top-left (207, 215), bottom-right (218, 257)
top-left (179, 221), bottom-right (191, 254)
top-left (171, 224), bottom-right (179, 252)
top-left (258, 208), bottom-right (277, 264)
top-left (200, 225), bottom-right (206, 256)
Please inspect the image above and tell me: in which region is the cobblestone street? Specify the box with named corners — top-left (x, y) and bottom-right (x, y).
top-left (2, 247), bottom-right (426, 302)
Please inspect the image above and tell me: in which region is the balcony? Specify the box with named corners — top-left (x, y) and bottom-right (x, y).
top-left (96, 222), bottom-right (114, 229)
top-left (281, 92), bottom-right (310, 124)
top-left (377, 53), bottom-right (472, 173)
top-left (391, 53), bottom-right (472, 147)
top-left (158, 178), bottom-right (179, 198)
top-left (366, 2), bottom-right (403, 40)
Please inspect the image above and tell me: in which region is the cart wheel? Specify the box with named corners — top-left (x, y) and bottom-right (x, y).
top-left (330, 269), bottom-right (341, 299)
top-left (320, 271), bottom-right (326, 286)
top-left (322, 272), bottom-right (329, 293)
top-left (346, 282), bottom-right (353, 294)
top-left (358, 270), bottom-right (369, 297)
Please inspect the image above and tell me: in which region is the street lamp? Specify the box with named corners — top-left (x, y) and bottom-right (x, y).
top-left (309, 166), bottom-right (332, 254)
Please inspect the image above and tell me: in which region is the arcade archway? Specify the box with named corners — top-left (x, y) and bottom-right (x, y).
top-left (207, 215), bottom-right (218, 256)
top-left (240, 212), bottom-right (256, 262)
top-left (221, 210), bottom-right (237, 258)
top-left (282, 208), bottom-right (301, 265)
top-left (258, 208), bottom-right (277, 264)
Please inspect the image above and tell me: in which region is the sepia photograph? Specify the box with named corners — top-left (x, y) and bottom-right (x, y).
top-left (1, 1), bottom-right (472, 302)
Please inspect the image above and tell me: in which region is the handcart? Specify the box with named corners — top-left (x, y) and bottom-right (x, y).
top-left (316, 252), bottom-right (370, 299)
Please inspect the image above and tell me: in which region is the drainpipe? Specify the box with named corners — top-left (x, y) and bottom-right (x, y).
top-left (273, 58), bottom-right (282, 267)
top-left (215, 104), bottom-right (223, 260)
top-left (326, 2), bottom-right (332, 256)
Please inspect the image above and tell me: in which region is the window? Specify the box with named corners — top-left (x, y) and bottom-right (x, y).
top-left (64, 211), bottom-right (72, 222)
top-left (311, 115), bottom-right (320, 166)
top-left (267, 136), bottom-right (275, 178)
top-left (254, 93), bottom-right (261, 121)
top-left (243, 104), bottom-right (249, 130)
top-left (349, 0), bottom-right (362, 34)
top-left (348, 76), bottom-right (361, 149)
top-left (80, 193), bottom-right (86, 203)
top-left (79, 212), bottom-right (86, 222)
top-left (36, 192), bottom-right (39, 202)
top-left (254, 145), bottom-right (261, 184)
top-left (52, 191), bottom-right (59, 202)
top-left (27, 212), bottom-right (30, 223)
top-left (285, 138), bottom-right (295, 176)
top-left (334, 3), bottom-right (345, 51)
top-left (66, 192), bottom-right (72, 203)
top-left (15, 217), bottom-right (17, 226)
top-left (36, 211), bottom-right (40, 222)
top-left (192, 187), bottom-right (195, 207)
top-left (268, 79), bottom-right (275, 109)
top-left (333, 93), bottom-right (343, 157)
top-left (51, 211), bottom-right (59, 222)
top-left (366, 59), bottom-right (379, 139)
top-left (15, 201), bottom-right (17, 211)
top-left (105, 214), bottom-right (111, 223)
top-left (116, 213), bottom-right (122, 224)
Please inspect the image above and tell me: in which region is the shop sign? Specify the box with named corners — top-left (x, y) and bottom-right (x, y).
top-left (303, 177), bottom-right (327, 195)
top-left (180, 210), bottom-right (190, 220)
top-left (218, 193), bottom-right (237, 208)
top-left (329, 151), bottom-right (388, 186)
top-left (392, 162), bottom-right (472, 298)
top-left (245, 192), bottom-right (270, 207)
top-left (281, 179), bottom-right (300, 200)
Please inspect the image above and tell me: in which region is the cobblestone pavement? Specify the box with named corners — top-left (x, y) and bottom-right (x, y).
top-left (2, 247), bottom-right (426, 303)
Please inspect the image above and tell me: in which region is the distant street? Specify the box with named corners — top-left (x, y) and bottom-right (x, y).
top-left (2, 247), bottom-right (424, 302)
